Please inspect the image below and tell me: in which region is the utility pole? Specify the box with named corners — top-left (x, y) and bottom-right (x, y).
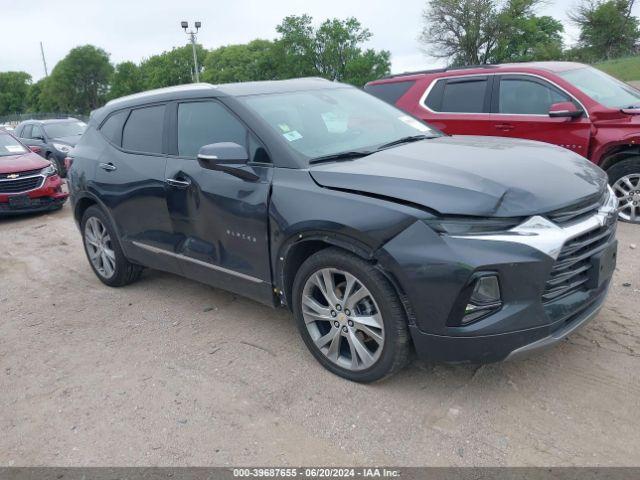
top-left (40, 41), bottom-right (49, 77)
top-left (181, 21), bottom-right (201, 83)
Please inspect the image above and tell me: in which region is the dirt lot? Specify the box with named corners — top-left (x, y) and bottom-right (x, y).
top-left (1, 204), bottom-right (639, 467)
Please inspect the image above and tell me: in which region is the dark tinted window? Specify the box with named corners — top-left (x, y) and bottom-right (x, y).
top-left (19, 125), bottom-right (31, 138)
top-left (364, 81), bottom-right (415, 104)
top-left (122, 105), bottom-right (165, 154)
top-left (100, 110), bottom-right (129, 146)
top-left (31, 124), bottom-right (44, 139)
top-left (499, 77), bottom-right (571, 114)
top-left (177, 101), bottom-right (247, 158)
top-left (426, 78), bottom-right (488, 113)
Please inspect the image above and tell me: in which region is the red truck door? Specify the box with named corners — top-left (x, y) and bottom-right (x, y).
top-left (489, 74), bottom-right (591, 157)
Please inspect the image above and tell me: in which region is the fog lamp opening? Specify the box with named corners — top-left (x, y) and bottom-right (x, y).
top-left (463, 275), bottom-right (502, 324)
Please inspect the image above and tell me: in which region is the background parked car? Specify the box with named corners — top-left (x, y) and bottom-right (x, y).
top-left (0, 130), bottom-right (68, 215)
top-left (365, 61), bottom-right (640, 223)
top-left (14, 118), bottom-right (87, 177)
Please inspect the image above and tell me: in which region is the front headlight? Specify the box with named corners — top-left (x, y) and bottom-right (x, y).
top-left (424, 217), bottom-right (522, 235)
top-left (53, 143), bottom-right (72, 153)
top-left (41, 163), bottom-right (57, 177)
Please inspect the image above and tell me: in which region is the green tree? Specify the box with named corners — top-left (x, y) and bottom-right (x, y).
top-left (202, 40), bottom-right (280, 83)
top-left (109, 61), bottom-right (144, 99)
top-left (275, 15), bottom-right (391, 85)
top-left (139, 44), bottom-right (207, 89)
top-left (41, 45), bottom-right (113, 114)
top-left (420, 0), bottom-right (563, 65)
top-left (569, 0), bottom-right (640, 61)
top-left (0, 71), bottom-right (31, 115)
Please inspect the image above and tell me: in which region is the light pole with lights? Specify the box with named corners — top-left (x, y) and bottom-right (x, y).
top-left (181, 20), bottom-right (201, 83)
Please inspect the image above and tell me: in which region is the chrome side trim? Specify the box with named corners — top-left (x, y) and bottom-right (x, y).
top-left (418, 72), bottom-right (590, 119)
top-left (131, 241), bottom-right (264, 284)
top-left (452, 187), bottom-right (618, 259)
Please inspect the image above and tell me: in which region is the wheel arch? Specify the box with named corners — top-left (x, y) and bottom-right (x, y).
top-left (599, 145), bottom-right (640, 172)
top-left (275, 232), bottom-right (416, 327)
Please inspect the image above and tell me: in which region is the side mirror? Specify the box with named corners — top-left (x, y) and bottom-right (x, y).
top-left (197, 142), bottom-right (258, 182)
top-left (549, 102), bottom-right (583, 118)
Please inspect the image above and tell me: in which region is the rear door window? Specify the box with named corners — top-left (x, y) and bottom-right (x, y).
top-left (364, 81), bottom-right (416, 105)
top-left (122, 105), bottom-right (166, 154)
top-left (425, 77), bottom-right (489, 113)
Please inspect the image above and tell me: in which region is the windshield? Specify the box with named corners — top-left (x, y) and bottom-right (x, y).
top-left (240, 87), bottom-right (440, 161)
top-left (43, 121), bottom-right (86, 138)
top-left (0, 132), bottom-right (28, 157)
top-left (558, 66), bottom-right (640, 109)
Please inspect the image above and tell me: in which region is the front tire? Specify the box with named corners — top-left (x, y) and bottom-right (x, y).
top-left (292, 248), bottom-right (410, 383)
top-left (47, 153), bottom-right (65, 177)
top-left (608, 158), bottom-right (640, 223)
top-left (81, 205), bottom-right (142, 287)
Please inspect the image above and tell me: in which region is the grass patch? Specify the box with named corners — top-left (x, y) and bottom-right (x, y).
top-left (594, 56), bottom-right (640, 81)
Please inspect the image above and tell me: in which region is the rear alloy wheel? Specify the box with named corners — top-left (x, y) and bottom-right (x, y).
top-left (292, 248), bottom-right (410, 382)
top-left (84, 216), bottom-right (116, 279)
top-left (81, 205), bottom-right (142, 287)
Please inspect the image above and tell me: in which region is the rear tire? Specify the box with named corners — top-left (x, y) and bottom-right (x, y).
top-left (292, 247), bottom-right (410, 383)
top-left (607, 158), bottom-right (640, 223)
top-left (81, 205), bottom-right (142, 287)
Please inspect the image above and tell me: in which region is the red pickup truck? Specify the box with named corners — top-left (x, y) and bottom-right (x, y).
top-left (365, 61), bottom-right (640, 223)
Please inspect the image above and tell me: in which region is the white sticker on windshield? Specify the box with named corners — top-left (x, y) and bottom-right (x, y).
top-left (5, 145), bottom-right (24, 153)
top-left (399, 115), bottom-right (431, 132)
top-left (283, 130), bottom-right (303, 142)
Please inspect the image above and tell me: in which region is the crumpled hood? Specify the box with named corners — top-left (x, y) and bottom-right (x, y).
top-left (309, 136), bottom-right (608, 217)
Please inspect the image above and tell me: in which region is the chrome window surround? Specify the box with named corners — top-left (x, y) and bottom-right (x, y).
top-left (419, 72), bottom-right (590, 119)
top-left (452, 186), bottom-right (617, 259)
top-left (0, 173), bottom-right (46, 194)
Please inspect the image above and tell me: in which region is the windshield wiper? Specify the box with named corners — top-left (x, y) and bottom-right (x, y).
top-left (309, 150), bottom-right (373, 165)
top-left (376, 134), bottom-right (433, 151)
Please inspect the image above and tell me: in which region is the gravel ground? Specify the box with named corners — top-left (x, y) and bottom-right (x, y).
top-left (1, 204), bottom-right (639, 467)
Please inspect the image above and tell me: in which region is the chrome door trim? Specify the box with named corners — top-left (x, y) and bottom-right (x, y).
top-left (418, 72), bottom-right (590, 119)
top-left (131, 240), bottom-right (265, 284)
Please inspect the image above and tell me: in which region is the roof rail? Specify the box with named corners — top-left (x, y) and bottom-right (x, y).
top-left (379, 64), bottom-right (499, 80)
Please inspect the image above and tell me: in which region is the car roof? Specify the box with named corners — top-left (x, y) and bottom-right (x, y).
top-left (18, 118), bottom-right (80, 125)
top-left (92, 77), bottom-right (345, 124)
top-left (369, 61), bottom-right (588, 84)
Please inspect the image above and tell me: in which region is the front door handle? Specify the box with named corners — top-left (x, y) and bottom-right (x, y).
top-left (494, 123), bottom-right (515, 131)
top-left (165, 177), bottom-right (192, 189)
top-left (99, 162), bottom-right (117, 171)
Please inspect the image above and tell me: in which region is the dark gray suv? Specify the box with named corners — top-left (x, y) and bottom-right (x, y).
top-left (68, 79), bottom-right (618, 382)
top-left (15, 118), bottom-right (86, 177)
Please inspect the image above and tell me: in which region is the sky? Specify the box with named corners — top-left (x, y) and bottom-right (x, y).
top-left (0, 0), bottom-right (622, 82)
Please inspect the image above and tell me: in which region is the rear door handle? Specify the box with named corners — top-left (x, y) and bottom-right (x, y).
top-left (494, 123), bottom-right (515, 131)
top-left (99, 162), bottom-right (117, 171)
top-left (165, 177), bottom-right (192, 189)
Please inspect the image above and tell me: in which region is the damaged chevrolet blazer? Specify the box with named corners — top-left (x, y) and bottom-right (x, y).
top-left (68, 78), bottom-right (618, 382)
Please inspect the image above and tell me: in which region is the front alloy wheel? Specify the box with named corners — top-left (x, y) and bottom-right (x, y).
top-left (612, 173), bottom-right (640, 223)
top-left (302, 268), bottom-right (385, 371)
top-left (292, 248), bottom-right (410, 382)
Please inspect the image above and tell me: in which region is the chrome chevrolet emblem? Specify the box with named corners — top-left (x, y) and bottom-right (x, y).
top-left (7, 174), bottom-right (19, 179)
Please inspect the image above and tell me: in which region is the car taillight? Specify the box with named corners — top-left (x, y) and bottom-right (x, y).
top-left (29, 146), bottom-right (42, 154)
top-left (64, 157), bottom-right (74, 170)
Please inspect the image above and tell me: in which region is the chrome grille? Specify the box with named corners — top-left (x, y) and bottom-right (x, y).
top-left (0, 175), bottom-right (43, 193)
top-left (0, 168), bottom-right (42, 180)
top-left (546, 190), bottom-right (607, 226)
top-left (542, 221), bottom-right (616, 302)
